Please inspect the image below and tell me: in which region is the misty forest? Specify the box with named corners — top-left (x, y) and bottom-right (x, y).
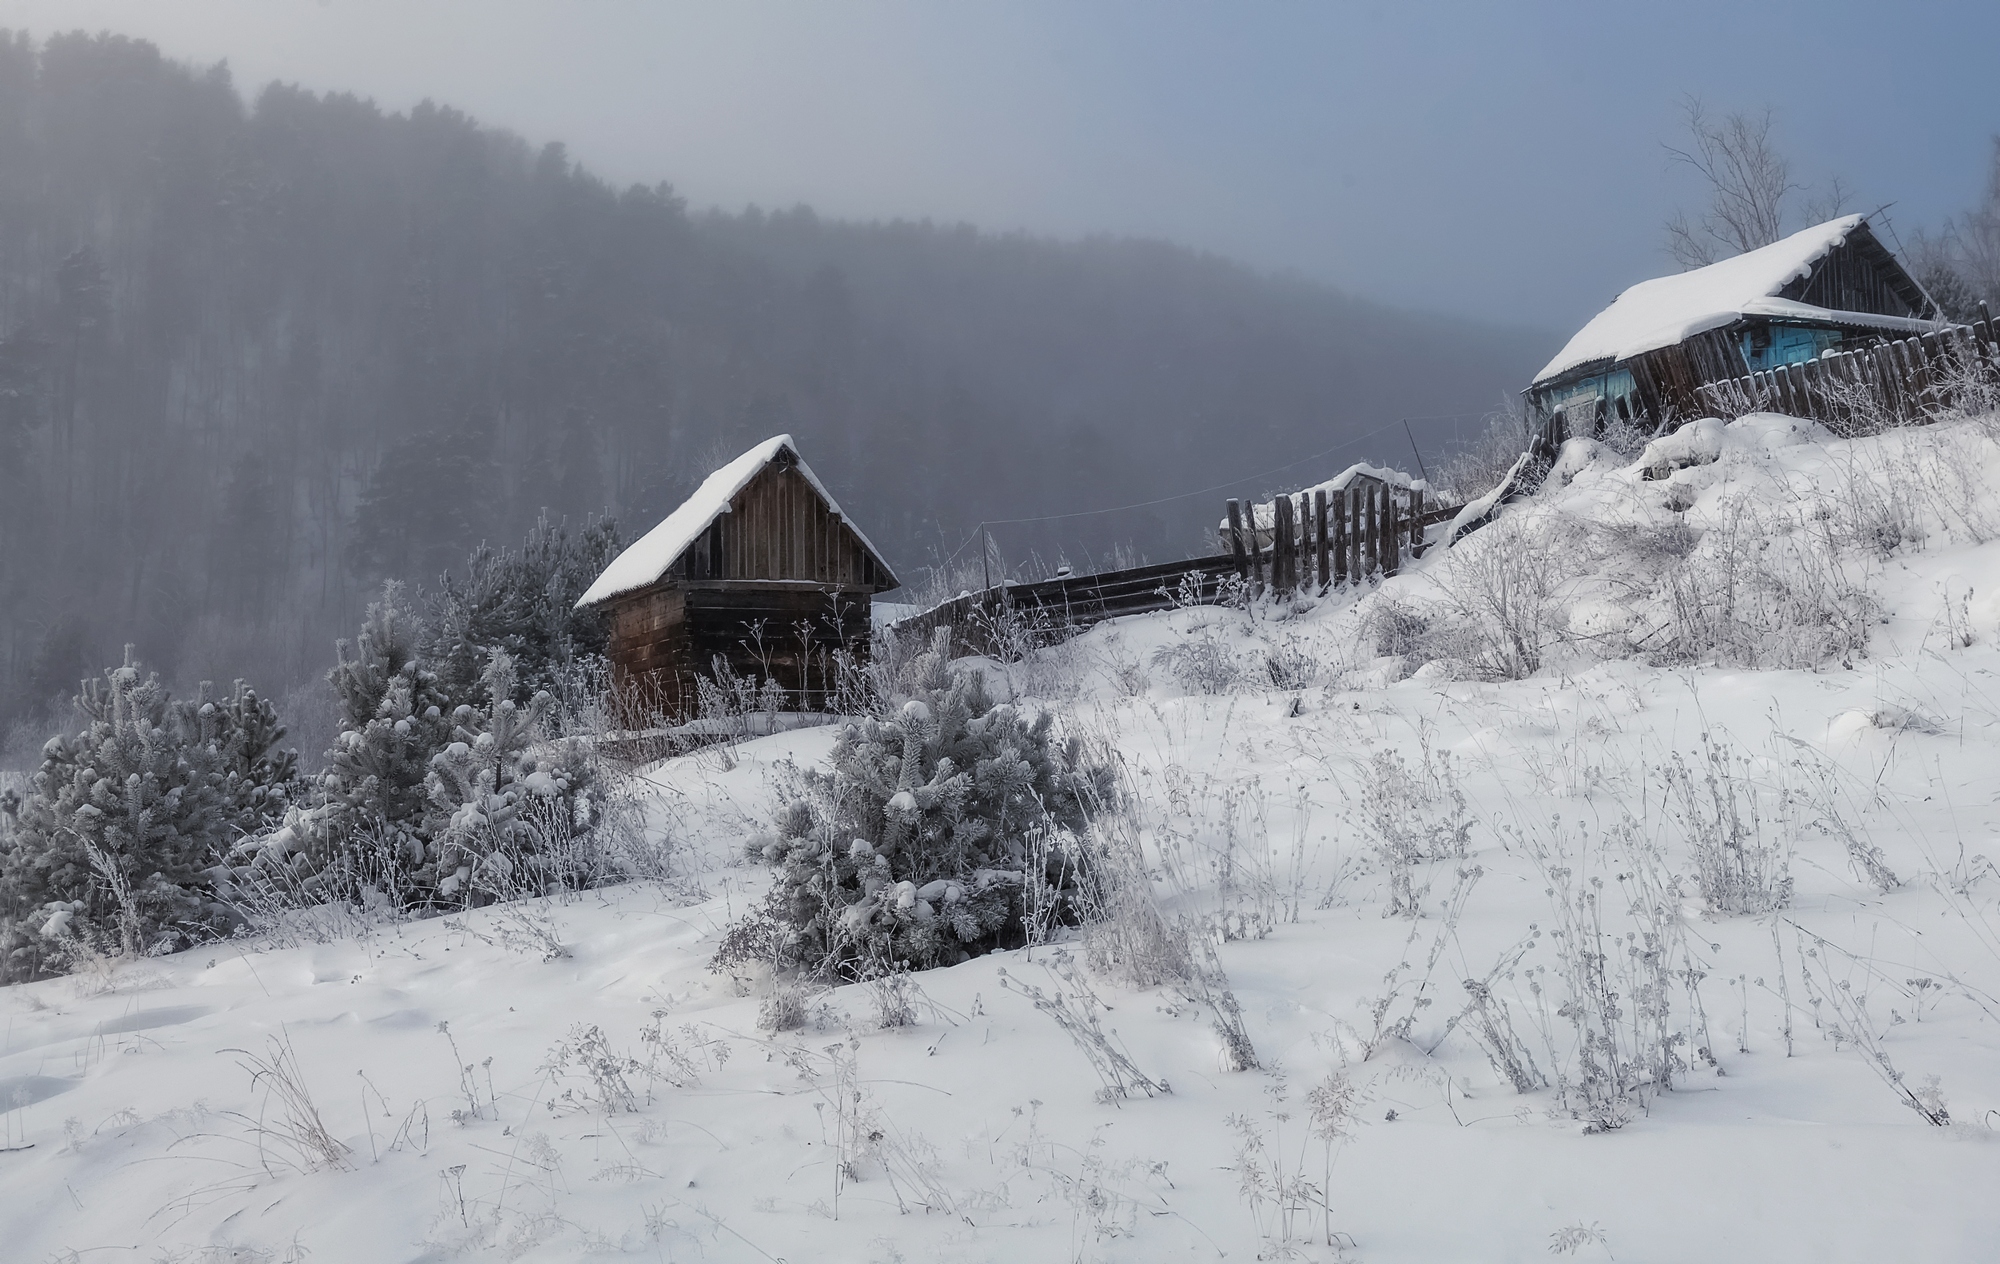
top-left (0, 31), bottom-right (1541, 756)
top-left (6, 18), bottom-right (2000, 1264)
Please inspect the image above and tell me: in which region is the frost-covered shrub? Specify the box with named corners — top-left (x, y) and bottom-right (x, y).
top-left (1428, 516), bottom-right (1569, 680)
top-left (1360, 595), bottom-right (1436, 660)
top-left (221, 587), bottom-right (612, 913)
top-left (725, 628), bottom-right (1113, 978)
top-left (1263, 632), bottom-right (1321, 690)
top-left (1151, 628), bottom-right (1245, 695)
top-left (1510, 815), bottom-right (1712, 1129)
top-left (1349, 744), bottom-right (1472, 918)
top-left (1650, 506), bottom-right (1878, 671)
top-left (0, 652), bottom-right (297, 980)
top-left (1658, 739), bottom-right (1793, 916)
top-left (1435, 407), bottom-right (1534, 506)
top-left (422, 513), bottom-right (620, 711)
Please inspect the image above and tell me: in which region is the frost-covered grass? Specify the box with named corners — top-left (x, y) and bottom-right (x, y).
top-left (7, 415), bottom-right (2000, 1261)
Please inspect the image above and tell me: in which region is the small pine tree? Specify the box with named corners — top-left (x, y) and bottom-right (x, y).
top-left (0, 650), bottom-right (297, 981)
top-left (423, 650), bottom-right (605, 900)
top-left (423, 513), bottom-right (620, 710)
top-left (728, 629), bottom-right (1112, 977)
top-left (310, 582), bottom-right (459, 887)
top-left (227, 585), bottom-right (611, 911)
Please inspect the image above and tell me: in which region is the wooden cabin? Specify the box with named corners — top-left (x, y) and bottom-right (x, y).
top-left (576, 435), bottom-right (899, 720)
top-left (1527, 216), bottom-right (1943, 443)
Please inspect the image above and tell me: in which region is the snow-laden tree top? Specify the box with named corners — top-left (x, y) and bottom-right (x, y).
top-left (576, 435), bottom-right (884, 607)
top-left (1535, 215), bottom-right (1935, 384)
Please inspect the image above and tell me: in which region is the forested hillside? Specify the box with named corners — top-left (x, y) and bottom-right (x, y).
top-left (0, 30), bottom-right (1546, 737)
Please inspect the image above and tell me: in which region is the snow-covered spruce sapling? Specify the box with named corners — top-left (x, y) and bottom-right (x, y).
top-left (725, 628), bottom-right (1112, 977)
top-left (226, 587), bottom-right (608, 914)
top-left (0, 649), bottom-right (297, 981)
top-left (424, 650), bottom-right (604, 903)
top-left (240, 584), bottom-right (458, 904)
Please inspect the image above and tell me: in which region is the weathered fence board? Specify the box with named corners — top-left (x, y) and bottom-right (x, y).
top-left (886, 554), bottom-right (1246, 658)
top-left (1694, 311), bottom-right (1999, 431)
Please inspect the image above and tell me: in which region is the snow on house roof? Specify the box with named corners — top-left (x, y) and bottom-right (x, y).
top-left (1532, 216), bottom-right (1935, 385)
top-left (576, 435), bottom-right (888, 607)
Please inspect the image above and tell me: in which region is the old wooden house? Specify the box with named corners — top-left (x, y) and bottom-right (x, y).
top-left (1527, 215), bottom-right (1943, 440)
top-left (576, 435), bottom-right (899, 719)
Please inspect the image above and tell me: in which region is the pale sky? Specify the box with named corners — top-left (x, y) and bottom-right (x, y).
top-left (4, 0), bottom-right (1995, 332)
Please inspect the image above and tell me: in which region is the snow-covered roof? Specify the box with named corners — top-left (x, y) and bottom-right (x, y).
top-left (577, 435), bottom-right (888, 607)
top-left (1533, 216), bottom-right (1936, 385)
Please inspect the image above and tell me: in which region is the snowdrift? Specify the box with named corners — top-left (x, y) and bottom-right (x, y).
top-left (6, 414), bottom-right (2000, 1262)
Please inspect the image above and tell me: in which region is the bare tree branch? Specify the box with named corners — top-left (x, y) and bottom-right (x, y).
top-left (1800, 174), bottom-right (1854, 226)
top-left (1662, 97), bottom-right (1802, 267)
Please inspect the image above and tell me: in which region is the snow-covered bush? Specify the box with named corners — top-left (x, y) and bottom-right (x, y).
top-left (1349, 744), bottom-right (1472, 918)
top-left (0, 651), bottom-right (297, 980)
top-left (1151, 626), bottom-right (1247, 694)
top-left (220, 586), bottom-right (615, 914)
top-left (1650, 504), bottom-right (1878, 671)
top-left (422, 513), bottom-right (620, 712)
top-left (724, 628), bottom-right (1113, 978)
top-left (1428, 515), bottom-right (1570, 680)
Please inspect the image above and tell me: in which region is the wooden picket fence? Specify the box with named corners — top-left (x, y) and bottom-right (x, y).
top-left (888, 467), bottom-right (1458, 658)
top-left (1221, 481), bottom-right (1453, 593)
top-left (1695, 309), bottom-right (2000, 431)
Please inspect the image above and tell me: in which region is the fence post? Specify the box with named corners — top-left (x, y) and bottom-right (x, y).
top-left (1364, 484), bottom-right (1379, 578)
top-left (1891, 340), bottom-right (1917, 421)
top-left (1384, 490), bottom-right (1401, 575)
top-left (1409, 486), bottom-right (1425, 558)
top-left (1869, 345), bottom-right (1898, 424)
top-left (1296, 495), bottom-right (1310, 590)
top-left (1227, 499), bottom-right (1248, 580)
top-left (1352, 486), bottom-right (1368, 580)
top-left (1914, 334), bottom-right (1937, 416)
top-left (1247, 501), bottom-right (1266, 594)
top-left (1273, 494), bottom-right (1293, 592)
top-left (1288, 495), bottom-right (1302, 592)
top-left (1314, 489), bottom-right (1329, 590)
top-left (1333, 487), bottom-right (1348, 586)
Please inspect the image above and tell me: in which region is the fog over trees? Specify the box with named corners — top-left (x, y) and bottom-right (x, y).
top-left (0, 30), bottom-right (1549, 744)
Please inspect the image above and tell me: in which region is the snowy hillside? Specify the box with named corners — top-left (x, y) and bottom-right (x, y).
top-left (7, 414), bottom-right (2000, 1262)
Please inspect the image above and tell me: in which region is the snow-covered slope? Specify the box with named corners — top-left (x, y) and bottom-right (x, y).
top-left (7, 416), bottom-right (2000, 1262)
